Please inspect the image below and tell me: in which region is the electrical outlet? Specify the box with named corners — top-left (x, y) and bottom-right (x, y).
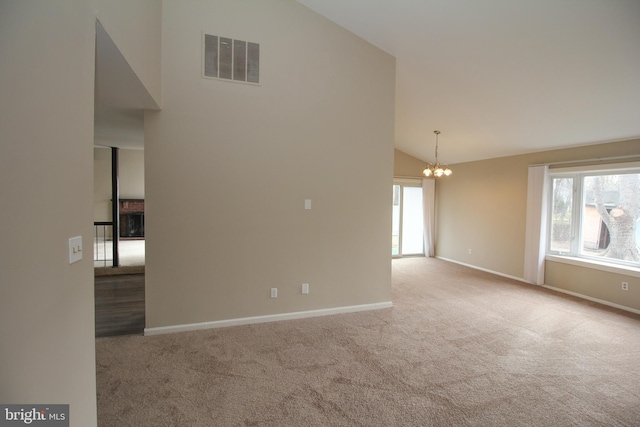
top-left (468, 248), bottom-right (472, 255)
top-left (302, 283), bottom-right (309, 294)
top-left (621, 282), bottom-right (629, 291)
top-left (270, 288), bottom-right (277, 298)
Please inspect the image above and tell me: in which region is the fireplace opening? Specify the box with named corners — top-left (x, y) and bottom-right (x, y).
top-left (121, 213), bottom-right (144, 238)
top-left (119, 199), bottom-right (145, 239)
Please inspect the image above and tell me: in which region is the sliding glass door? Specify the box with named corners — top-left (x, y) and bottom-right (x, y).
top-left (392, 181), bottom-right (424, 257)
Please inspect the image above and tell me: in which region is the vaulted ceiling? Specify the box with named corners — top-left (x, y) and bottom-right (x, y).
top-left (94, 20), bottom-right (157, 150)
top-left (298, 0), bottom-right (640, 164)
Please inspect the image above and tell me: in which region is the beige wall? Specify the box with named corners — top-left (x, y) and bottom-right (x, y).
top-left (94, 147), bottom-right (145, 222)
top-left (437, 138), bottom-right (640, 311)
top-left (144, 0), bottom-right (395, 328)
top-left (437, 154), bottom-right (529, 276)
top-left (546, 261), bottom-right (640, 311)
top-left (95, 0), bottom-right (162, 105)
top-left (0, 1), bottom-right (97, 425)
top-left (394, 149), bottom-right (426, 178)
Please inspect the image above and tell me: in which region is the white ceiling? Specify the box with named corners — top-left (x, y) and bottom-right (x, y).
top-left (298, 0), bottom-right (640, 164)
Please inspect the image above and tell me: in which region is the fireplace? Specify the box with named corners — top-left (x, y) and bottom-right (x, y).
top-left (119, 199), bottom-right (144, 238)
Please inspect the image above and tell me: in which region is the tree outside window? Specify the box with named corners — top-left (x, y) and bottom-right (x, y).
top-left (585, 173), bottom-right (640, 263)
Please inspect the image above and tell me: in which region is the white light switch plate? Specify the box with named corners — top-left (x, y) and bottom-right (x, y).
top-left (69, 236), bottom-right (83, 264)
top-left (304, 199), bottom-right (312, 210)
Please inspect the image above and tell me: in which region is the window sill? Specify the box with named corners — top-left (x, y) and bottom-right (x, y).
top-left (546, 254), bottom-right (640, 278)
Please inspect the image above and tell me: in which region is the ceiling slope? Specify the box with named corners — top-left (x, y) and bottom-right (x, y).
top-left (298, 0), bottom-right (640, 163)
top-left (95, 19), bottom-right (158, 149)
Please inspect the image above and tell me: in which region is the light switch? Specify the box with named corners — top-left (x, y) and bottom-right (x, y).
top-left (69, 236), bottom-right (83, 264)
top-left (304, 199), bottom-right (312, 210)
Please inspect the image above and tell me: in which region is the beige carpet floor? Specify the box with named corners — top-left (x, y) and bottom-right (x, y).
top-left (96, 257), bottom-right (640, 426)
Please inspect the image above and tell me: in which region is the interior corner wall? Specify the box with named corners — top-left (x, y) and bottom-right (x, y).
top-left (394, 149), bottom-right (427, 178)
top-left (119, 149), bottom-right (145, 199)
top-left (436, 154), bottom-right (530, 277)
top-left (95, 0), bottom-right (162, 105)
top-left (94, 147), bottom-right (145, 222)
top-left (144, 0), bottom-right (396, 328)
top-left (94, 147), bottom-right (112, 221)
top-left (0, 1), bottom-right (97, 425)
top-left (436, 138), bottom-right (640, 311)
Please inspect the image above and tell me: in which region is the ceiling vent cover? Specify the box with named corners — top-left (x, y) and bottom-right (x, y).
top-left (204, 34), bottom-right (259, 84)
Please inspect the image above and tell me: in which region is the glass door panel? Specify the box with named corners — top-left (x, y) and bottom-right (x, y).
top-left (401, 186), bottom-right (424, 255)
top-left (392, 183), bottom-right (424, 257)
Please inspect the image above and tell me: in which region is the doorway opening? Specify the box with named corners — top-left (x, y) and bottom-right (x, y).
top-left (392, 181), bottom-right (424, 257)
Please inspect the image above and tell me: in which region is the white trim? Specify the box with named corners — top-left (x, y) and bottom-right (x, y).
top-left (530, 155), bottom-right (640, 168)
top-left (437, 256), bottom-right (640, 315)
top-left (541, 285), bottom-right (640, 315)
top-left (393, 177), bottom-right (423, 185)
top-left (436, 256), bottom-right (531, 284)
top-left (550, 160), bottom-right (640, 174)
top-left (546, 254), bottom-right (640, 278)
top-left (144, 301), bottom-right (393, 336)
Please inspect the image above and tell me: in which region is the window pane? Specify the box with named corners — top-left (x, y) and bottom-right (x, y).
top-left (550, 177), bottom-right (573, 253)
top-left (401, 187), bottom-right (424, 255)
top-left (581, 174), bottom-right (640, 262)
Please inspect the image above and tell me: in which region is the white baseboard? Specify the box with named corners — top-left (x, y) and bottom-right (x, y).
top-left (436, 256), bottom-right (531, 284)
top-left (436, 256), bottom-right (640, 316)
top-left (541, 285), bottom-right (640, 315)
top-left (144, 301), bottom-right (393, 336)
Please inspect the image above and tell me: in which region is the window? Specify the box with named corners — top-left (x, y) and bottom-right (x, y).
top-left (204, 34), bottom-right (260, 84)
top-left (548, 165), bottom-right (640, 267)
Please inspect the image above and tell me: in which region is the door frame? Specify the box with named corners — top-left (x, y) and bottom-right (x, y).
top-left (393, 178), bottom-right (424, 258)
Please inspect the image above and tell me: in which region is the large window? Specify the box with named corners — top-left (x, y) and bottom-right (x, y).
top-left (548, 165), bottom-right (640, 267)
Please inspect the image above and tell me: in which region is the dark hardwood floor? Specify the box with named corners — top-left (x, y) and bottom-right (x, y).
top-left (95, 274), bottom-right (145, 338)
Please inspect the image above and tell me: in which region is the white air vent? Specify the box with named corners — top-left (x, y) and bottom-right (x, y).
top-left (204, 33), bottom-right (259, 84)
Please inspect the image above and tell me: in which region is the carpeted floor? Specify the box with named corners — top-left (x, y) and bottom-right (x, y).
top-left (96, 257), bottom-right (640, 426)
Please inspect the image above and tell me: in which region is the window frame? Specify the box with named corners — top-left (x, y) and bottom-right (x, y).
top-left (546, 162), bottom-right (640, 271)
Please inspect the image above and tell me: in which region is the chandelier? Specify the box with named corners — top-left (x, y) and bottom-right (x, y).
top-left (423, 130), bottom-right (452, 177)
